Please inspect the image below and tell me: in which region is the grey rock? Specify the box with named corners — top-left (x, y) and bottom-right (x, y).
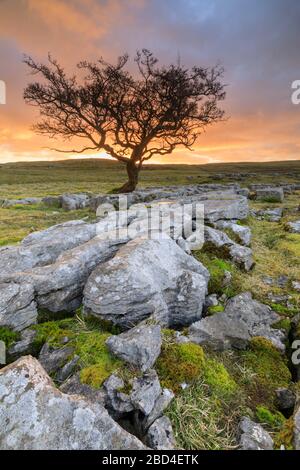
top-left (204, 226), bottom-right (254, 271)
top-left (0, 281), bottom-right (37, 331)
top-left (38, 343), bottom-right (74, 376)
top-left (229, 244), bottom-right (254, 271)
top-left (275, 388), bottom-right (296, 411)
top-left (103, 374), bottom-right (134, 415)
top-left (0, 356), bottom-right (146, 449)
top-left (56, 355), bottom-right (80, 384)
top-left (292, 281), bottom-right (300, 292)
top-left (204, 225), bottom-right (233, 247)
top-left (143, 388), bottom-right (175, 429)
top-left (60, 373), bottom-right (106, 406)
top-left (7, 328), bottom-right (37, 361)
top-left (203, 193), bottom-right (249, 223)
top-left (188, 292), bottom-right (286, 351)
top-left (204, 294), bottom-right (219, 309)
top-left (146, 416), bottom-right (176, 450)
top-left (239, 417), bottom-right (274, 450)
top-left (2, 236), bottom-right (122, 322)
top-left (214, 220), bottom-right (251, 246)
top-left (61, 193), bottom-right (90, 211)
top-left (1, 197), bottom-right (42, 208)
top-left (83, 236), bottom-right (209, 329)
top-left (251, 207), bottom-right (283, 222)
top-left (106, 324), bottom-right (162, 372)
top-left (0, 220), bottom-right (97, 276)
top-left (287, 220), bottom-right (300, 233)
top-left (254, 187), bottom-right (284, 203)
top-left (41, 196), bottom-right (62, 208)
top-left (131, 370), bottom-right (162, 416)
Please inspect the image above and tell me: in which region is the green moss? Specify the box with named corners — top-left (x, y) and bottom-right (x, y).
top-left (207, 305), bottom-right (225, 315)
top-left (256, 406), bottom-right (285, 430)
top-left (32, 318), bottom-right (77, 349)
top-left (272, 318), bottom-right (291, 334)
top-left (260, 196), bottom-right (283, 203)
top-left (156, 342), bottom-right (205, 392)
top-left (203, 358), bottom-right (238, 399)
top-left (269, 303), bottom-right (298, 317)
top-left (32, 316), bottom-right (122, 388)
top-left (0, 327), bottom-right (20, 348)
top-left (193, 253), bottom-right (233, 295)
top-left (238, 337), bottom-right (291, 407)
top-left (80, 361), bottom-right (120, 389)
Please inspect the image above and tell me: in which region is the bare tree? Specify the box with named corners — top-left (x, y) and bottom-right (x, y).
top-left (24, 50), bottom-right (226, 192)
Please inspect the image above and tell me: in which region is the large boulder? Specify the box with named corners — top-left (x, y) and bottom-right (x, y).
top-left (188, 292), bottom-right (286, 351)
top-left (106, 323), bottom-right (162, 372)
top-left (83, 235), bottom-right (209, 329)
top-left (0, 356), bottom-right (146, 450)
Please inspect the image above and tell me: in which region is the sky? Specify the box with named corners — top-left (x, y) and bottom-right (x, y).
top-left (0, 0), bottom-right (299, 164)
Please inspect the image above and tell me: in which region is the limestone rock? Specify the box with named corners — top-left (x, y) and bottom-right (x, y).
top-left (7, 328), bottom-right (37, 361)
top-left (0, 356), bottom-right (146, 449)
top-left (275, 388), bottom-right (296, 412)
top-left (254, 187), bottom-right (284, 203)
top-left (0, 281), bottom-right (37, 331)
top-left (0, 220), bottom-right (97, 276)
top-left (131, 370), bottom-right (162, 416)
top-left (146, 416), bottom-right (176, 450)
top-left (38, 343), bottom-right (74, 376)
top-left (61, 193), bottom-right (90, 211)
top-left (214, 220), bottom-right (251, 246)
top-left (239, 417), bottom-right (274, 450)
top-left (83, 236), bottom-right (209, 329)
top-left (188, 292), bottom-right (286, 351)
top-left (287, 220), bottom-right (300, 233)
top-left (106, 324), bottom-right (162, 372)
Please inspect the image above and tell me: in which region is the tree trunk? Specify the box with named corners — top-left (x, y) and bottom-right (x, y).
top-left (118, 160), bottom-right (139, 193)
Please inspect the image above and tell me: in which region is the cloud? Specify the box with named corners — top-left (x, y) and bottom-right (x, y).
top-left (0, 0), bottom-right (299, 163)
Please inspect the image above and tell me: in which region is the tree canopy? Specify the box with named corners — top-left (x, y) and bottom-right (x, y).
top-left (24, 50), bottom-right (226, 191)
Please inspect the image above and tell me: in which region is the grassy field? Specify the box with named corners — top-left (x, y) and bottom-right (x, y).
top-left (0, 158), bottom-right (300, 198)
top-left (0, 158), bottom-right (299, 246)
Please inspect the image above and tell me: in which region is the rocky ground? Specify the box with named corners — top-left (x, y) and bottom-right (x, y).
top-left (1, 171), bottom-right (300, 450)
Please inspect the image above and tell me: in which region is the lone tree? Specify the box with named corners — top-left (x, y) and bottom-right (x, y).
top-left (24, 50), bottom-right (226, 192)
